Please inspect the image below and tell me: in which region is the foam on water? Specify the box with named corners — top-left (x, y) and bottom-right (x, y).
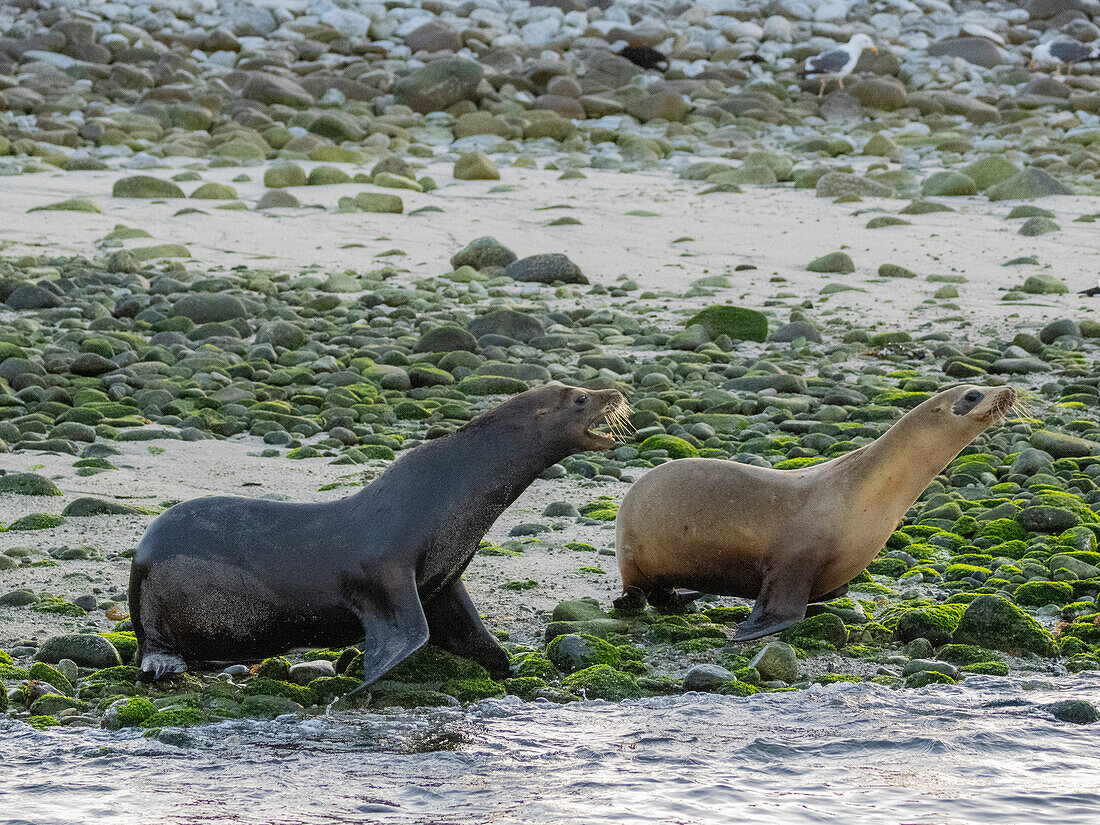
top-left (3, 675), bottom-right (1100, 824)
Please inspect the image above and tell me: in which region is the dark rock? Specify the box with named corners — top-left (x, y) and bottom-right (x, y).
top-left (928, 36), bottom-right (1006, 68)
top-left (505, 254), bottom-right (588, 284)
top-left (468, 308), bottom-right (545, 342)
top-left (769, 321), bottom-right (822, 343)
top-left (393, 57), bottom-right (483, 114)
top-left (1042, 699), bottom-right (1099, 724)
top-left (414, 326), bottom-right (478, 353)
top-left (171, 294), bottom-right (248, 324)
top-left (450, 237), bottom-right (517, 270)
top-left (36, 633), bottom-right (122, 668)
top-left (241, 72), bottom-right (314, 108)
top-left (5, 283), bottom-right (61, 310)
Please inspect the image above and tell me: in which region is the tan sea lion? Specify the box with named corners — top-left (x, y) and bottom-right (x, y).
top-left (615, 384), bottom-right (1016, 641)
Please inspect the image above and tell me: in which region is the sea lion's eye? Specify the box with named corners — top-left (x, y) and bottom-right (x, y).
top-left (952, 389), bottom-right (985, 415)
top-left (575, 394), bottom-right (587, 405)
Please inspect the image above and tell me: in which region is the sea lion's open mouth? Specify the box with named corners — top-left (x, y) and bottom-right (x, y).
top-left (584, 393), bottom-right (633, 449)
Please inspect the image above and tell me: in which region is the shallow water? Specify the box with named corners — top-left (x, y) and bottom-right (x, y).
top-left (4, 675), bottom-right (1100, 825)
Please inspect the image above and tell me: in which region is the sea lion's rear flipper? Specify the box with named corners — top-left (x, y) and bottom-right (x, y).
top-left (424, 579), bottom-right (510, 679)
top-left (648, 587), bottom-right (703, 613)
top-left (733, 567), bottom-right (813, 642)
top-left (356, 568), bottom-right (430, 687)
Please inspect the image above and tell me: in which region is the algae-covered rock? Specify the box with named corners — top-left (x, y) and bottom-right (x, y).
top-left (561, 664), bottom-right (642, 701)
top-left (986, 167), bottom-right (1072, 201)
top-left (190, 182), bottom-right (237, 199)
top-left (684, 305), bottom-right (768, 343)
top-left (1018, 217), bottom-right (1059, 236)
top-left (953, 595), bottom-right (1057, 657)
top-left (239, 694), bottom-right (305, 717)
top-left (1014, 581), bottom-right (1073, 607)
top-left (28, 198), bottom-right (101, 213)
top-left (546, 633), bottom-right (621, 673)
top-left (113, 176), bottom-right (185, 198)
top-left (383, 644), bottom-right (489, 683)
top-left (780, 613), bottom-right (847, 648)
top-left (921, 171), bottom-right (977, 197)
top-left (62, 497), bottom-right (141, 517)
top-left (749, 642), bottom-right (799, 683)
top-left (0, 473), bottom-right (61, 496)
top-left (104, 696), bottom-right (157, 729)
top-left (263, 165), bottom-right (307, 188)
top-left (807, 252), bottom-right (855, 273)
top-left (638, 434), bottom-right (699, 459)
top-left (36, 633), bottom-right (121, 668)
top-left (439, 677), bottom-right (505, 702)
top-left (963, 156), bottom-right (1020, 190)
top-left (355, 192), bottom-right (404, 213)
top-left (454, 152), bottom-right (500, 181)
top-left (451, 237), bottom-right (517, 271)
top-left (1042, 700), bottom-right (1100, 724)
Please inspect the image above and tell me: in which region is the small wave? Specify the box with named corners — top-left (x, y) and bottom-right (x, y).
top-left (4, 675), bottom-right (1100, 825)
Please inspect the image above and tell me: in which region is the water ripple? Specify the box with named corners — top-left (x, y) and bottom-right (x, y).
top-left (3, 675), bottom-right (1100, 824)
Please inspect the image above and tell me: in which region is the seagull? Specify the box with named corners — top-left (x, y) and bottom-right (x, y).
top-left (799, 33), bottom-right (878, 97)
top-left (1030, 40), bottom-right (1099, 75)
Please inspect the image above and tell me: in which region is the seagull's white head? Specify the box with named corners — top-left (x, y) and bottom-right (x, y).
top-left (1030, 41), bottom-right (1052, 69)
top-left (849, 33), bottom-right (877, 54)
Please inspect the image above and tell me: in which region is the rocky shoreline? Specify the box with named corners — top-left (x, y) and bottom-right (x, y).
top-left (3, 0), bottom-right (1100, 732)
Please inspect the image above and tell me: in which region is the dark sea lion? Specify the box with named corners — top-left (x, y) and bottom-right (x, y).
top-left (615, 385), bottom-right (1016, 641)
top-left (130, 385), bottom-right (630, 683)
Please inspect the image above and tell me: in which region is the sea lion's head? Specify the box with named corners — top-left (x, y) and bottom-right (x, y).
top-left (923, 384), bottom-right (1018, 442)
top-left (493, 384), bottom-right (632, 453)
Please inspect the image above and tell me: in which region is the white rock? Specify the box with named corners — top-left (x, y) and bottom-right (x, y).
top-left (23, 50), bottom-right (78, 69)
top-left (521, 16), bottom-right (561, 46)
top-left (319, 8), bottom-right (372, 37)
top-left (813, 1), bottom-right (849, 22)
top-left (762, 15), bottom-right (793, 41)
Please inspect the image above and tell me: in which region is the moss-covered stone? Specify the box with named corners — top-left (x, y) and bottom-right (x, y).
top-left (243, 678), bottom-right (317, 706)
top-left (382, 644), bottom-right (489, 683)
top-left (28, 662), bottom-right (73, 695)
top-left (561, 665), bottom-right (642, 701)
top-left (546, 633), bottom-right (621, 673)
top-left (684, 306), bottom-right (768, 343)
top-left (807, 252), bottom-right (855, 274)
top-left (953, 595), bottom-right (1057, 657)
top-left (113, 176), bottom-right (185, 198)
top-left (440, 677), bottom-right (505, 702)
top-left (638, 434), bottom-right (699, 458)
top-left (141, 706), bottom-right (207, 728)
top-left (780, 613), bottom-right (848, 649)
top-left (1014, 580), bottom-right (1073, 607)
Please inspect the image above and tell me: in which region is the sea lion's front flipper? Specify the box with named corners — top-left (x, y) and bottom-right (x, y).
top-left (732, 565), bottom-right (814, 642)
top-left (424, 579), bottom-right (510, 679)
top-left (356, 569), bottom-right (430, 686)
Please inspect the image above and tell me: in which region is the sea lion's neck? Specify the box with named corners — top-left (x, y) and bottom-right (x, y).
top-left (355, 417), bottom-right (564, 566)
top-left (836, 412), bottom-right (969, 529)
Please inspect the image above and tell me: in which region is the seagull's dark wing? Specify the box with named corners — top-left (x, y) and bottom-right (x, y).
top-left (1050, 41), bottom-right (1095, 64)
top-left (804, 48), bottom-right (850, 75)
